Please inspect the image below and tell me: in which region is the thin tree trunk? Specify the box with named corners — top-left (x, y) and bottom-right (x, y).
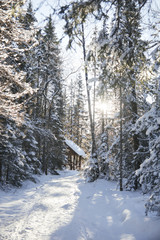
top-left (81, 22), bottom-right (96, 156)
top-left (101, 93), bottom-right (105, 134)
top-left (119, 85), bottom-right (123, 191)
top-left (36, 57), bottom-right (40, 118)
top-left (79, 156), bottom-right (82, 170)
top-left (70, 79), bottom-right (74, 140)
top-left (0, 157), bottom-right (2, 182)
top-left (131, 78), bottom-right (139, 189)
top-left (42, 80), bottom-right (48, 175)
top-left (6, 164), bottom-right (9, 183)
top-left (93, 53), bottom-right (96, 147)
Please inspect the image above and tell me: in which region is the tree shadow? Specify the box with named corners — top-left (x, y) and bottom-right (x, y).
top-left (49, 179), bottom-right (118, 240)
top-left (49, 178), bottom-right (160, 240)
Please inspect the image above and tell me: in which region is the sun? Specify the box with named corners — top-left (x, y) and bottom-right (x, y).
top-left (96, 100), bottom-right (115, 117)
top-left (98, 102), bottom-right (107, 112)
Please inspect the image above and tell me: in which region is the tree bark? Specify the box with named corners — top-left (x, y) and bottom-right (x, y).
top-left (0, 156), bottom-right (2, 182)
top-left (119, 85), bottom-right (123, 191)
top-left (131, 79), bottom-right (139, 189)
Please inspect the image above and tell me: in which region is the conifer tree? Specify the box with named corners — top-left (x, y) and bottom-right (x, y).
top-left (134, 45), bottom-right (160, 215)
top-left (37, 15), bottom-right (65, 174)
top-left (23, 0), bottom-right (36, 29)
top-left (0, 0), bottom-right (37, 185)
top-left (97, 0), bottom-right (148, 189)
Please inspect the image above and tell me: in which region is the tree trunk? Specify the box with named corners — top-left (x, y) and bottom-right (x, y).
top-left (130, 78), bottom-right (139, 189)
top-left (0, 157), bottom-right (2, 182)
top-left (81, 22), bottom-right (96, 156)
top-left (119, 85), bottom-right (123, 191)
top-left (79, 156), bottom-right (82, 170)
top-left (42, 81), bottom-right (48, 175)
top-left (6, 164), bottom-right (9, 183)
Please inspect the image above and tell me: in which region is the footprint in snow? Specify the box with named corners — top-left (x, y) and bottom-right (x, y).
top-left (120, 209), bottom-right (131, 223)
top-left (74, 191), bottom-right (80, 196)
top-left (61, 204), bottom-right (72, 210)
top-left (86, 196), bottom-right (91, 199)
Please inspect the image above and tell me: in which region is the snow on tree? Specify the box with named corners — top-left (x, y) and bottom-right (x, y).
top-left (94, 0), bottom-right (149, 190)
top-left (97, 132), bottom-right (110, 179)
top-left (0, 0), bottom-right (38, 186)
top-left (135, 105), bottom-right (160, 215)
top-left (0, 1), bottom-right (66, 186)
top-left (27, 14), bottom-right (66, 174)
top-left (134, 42), bottom-right (160, 215)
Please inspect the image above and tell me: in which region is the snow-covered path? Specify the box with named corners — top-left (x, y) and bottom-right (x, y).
top-left (0, 171), bottom-right (160, 240)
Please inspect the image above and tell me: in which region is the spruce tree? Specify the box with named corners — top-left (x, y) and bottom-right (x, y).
top-left (39, 15), bottom-right (65, 173)
top-left (98, 0), bottom-right (148, 189)
top-left (0, 0), bottom-right (37, 186)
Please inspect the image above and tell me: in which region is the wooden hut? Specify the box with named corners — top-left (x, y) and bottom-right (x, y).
top-left (65, 139), bottom-right (86, 170)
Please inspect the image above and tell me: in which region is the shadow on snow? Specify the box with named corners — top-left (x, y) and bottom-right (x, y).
top-left (49, 175), bottom-right (160, 240)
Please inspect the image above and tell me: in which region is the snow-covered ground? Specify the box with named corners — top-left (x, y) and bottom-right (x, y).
top-left (0, 170), bottom-right (160, 240)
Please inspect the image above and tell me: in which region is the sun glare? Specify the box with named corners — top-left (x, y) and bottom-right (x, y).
top-left (96, 100), bottom-right (115, 117)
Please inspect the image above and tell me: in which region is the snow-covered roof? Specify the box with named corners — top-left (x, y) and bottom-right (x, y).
top-left (65, 139), bottom-right (86, 158)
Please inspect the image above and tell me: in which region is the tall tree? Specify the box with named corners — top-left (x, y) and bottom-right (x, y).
top-left (98, 0), bottom-right (148, 189)
top-left (39, 15), bottom-right (65, 174)
top-left (135, 42), bottom-right (160, 216)
top-left (0, 0), bottom-right (37, 185)
top-left (60, 3), bottom-right (100, 180)
top-left (60, 5), bottom-right (97, 151)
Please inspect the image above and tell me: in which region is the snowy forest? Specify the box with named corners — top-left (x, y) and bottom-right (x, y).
top-left (0, 0), bottom-right (160, 220)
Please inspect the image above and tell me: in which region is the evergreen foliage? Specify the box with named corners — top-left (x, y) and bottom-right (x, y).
top-left (27, 14), bottom-right (66, 175)
top-left (0, 1), bottom-right (66, 186)
top-left (0, 0), bottom-right (37, 186)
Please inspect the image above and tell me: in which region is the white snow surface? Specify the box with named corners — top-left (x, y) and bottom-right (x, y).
top-left (0, 170), bottom-right (160, 240)
top-left (65, 139), bottom-right (86, 157)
